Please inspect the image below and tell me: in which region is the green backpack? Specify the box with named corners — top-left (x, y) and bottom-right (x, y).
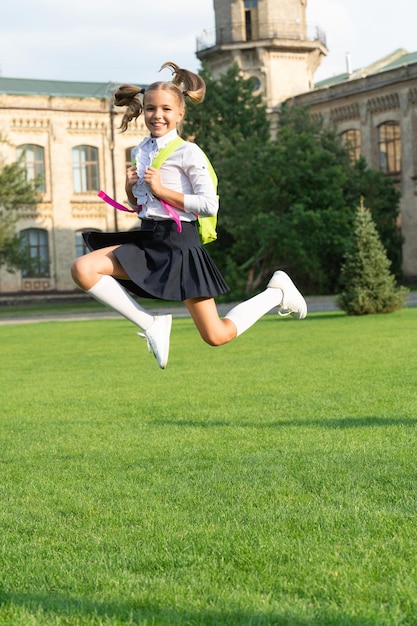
top-left (150, 137), bottom-right (217, 245)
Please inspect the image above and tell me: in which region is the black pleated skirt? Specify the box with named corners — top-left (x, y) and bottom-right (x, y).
top-left (82, 219), bottom-right (229, 301)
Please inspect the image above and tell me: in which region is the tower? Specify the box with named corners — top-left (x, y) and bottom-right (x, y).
top-left (196, 0), bottom-right (328, 111)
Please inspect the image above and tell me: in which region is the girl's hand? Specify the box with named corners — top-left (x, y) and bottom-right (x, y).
top-left (143, 166), bottom-right (163, 196)
top-left (126, 165), bottom-right (138, 188)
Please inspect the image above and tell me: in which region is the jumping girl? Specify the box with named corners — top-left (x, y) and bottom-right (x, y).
top-left (70, 62), bottom-right (307, 369)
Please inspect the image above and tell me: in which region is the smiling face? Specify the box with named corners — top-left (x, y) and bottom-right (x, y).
top-left (143, 87), bottom-right (185, 138)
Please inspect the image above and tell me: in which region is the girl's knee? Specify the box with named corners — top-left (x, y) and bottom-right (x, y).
top-left (200, 324), bottom-right (237, 347)
top-left (203, 335), bottom-right (225, 347)
top-left (70, 255), bottom-right (86, 277)
top-left (185, 299), bottom-right (237, 346)
top-left (70, 255), bottom-right (93, 287)
top-left (70, 257), bottom-right (81, 281)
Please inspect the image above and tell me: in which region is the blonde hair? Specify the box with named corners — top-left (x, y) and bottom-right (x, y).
top-left (113, 62), bottom-right (206, 133)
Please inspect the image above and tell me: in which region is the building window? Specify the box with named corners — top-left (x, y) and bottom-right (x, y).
top-left (340, 129), bottom-right (361, 161)
top-left (72, 145), bottom-right (99, 192)
top-left (378, 121), bottom-right (401, 175)
top-left (20, 228), bottom-right (50, 278)
top-left (244, 0), bottom-right (259, 41)
top-left (16, 144), bottom-right (46, 192)
top-left (75, 229), bottom-right (101, 257)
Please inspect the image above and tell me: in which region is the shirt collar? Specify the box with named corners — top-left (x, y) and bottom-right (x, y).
top-left (154, 129), bottom-right (179, 150)
top-left (137, 129), bottom-right (179, 156)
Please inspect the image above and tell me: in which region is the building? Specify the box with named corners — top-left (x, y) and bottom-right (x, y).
top-left (196, 0), bottom-right (417, 280)
top-left (289, 50), bottom-right (417, 278)
top-left (0, 78), bottom-right (145, 295)
top-left (197, 0), bottom-right (327, 111)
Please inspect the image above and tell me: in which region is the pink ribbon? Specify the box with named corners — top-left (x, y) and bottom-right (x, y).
top-left (98, 191), bottom-right (182, 232)
top-left (159, 200), bottom-right (182, 232)
top-left (98, 190), bottom-right (136, 213)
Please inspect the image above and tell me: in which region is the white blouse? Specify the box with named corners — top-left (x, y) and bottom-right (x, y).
top-left (131, 129), bottom-right (219, 222)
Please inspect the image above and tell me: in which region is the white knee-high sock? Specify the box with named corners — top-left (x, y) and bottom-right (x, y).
top-left (87, 275), bottom-right (154, 331)
top-left (224, 287), bottom-right (283, 337)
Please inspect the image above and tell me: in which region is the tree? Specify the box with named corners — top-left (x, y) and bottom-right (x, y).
top-left (0, 156), bottom-right (38, 271)
top-left (183, 63), bottom-right (270, 150)
top-left (220, 106), bottom-right (359, 294)
top-left (184, 69), bottom-right (403, 297)
top-left (213, 104), bottom-right (402, 296)
top-left (337, 200), bottom-right (408, 315)
top-left (346, 158), bottom-right (403, 278)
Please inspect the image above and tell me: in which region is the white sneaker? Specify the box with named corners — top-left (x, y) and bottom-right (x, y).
top-left (267, 271), bottom-right (307, 320)
top-left (137, 314), bottom-right (172, 369)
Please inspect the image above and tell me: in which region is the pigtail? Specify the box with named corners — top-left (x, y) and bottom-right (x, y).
top-left (159, 62), bottom-right (206, 104)
top-left (113, 84), bottom-right (145, 132)
top-left (113, 63), bottom-right (206, 133)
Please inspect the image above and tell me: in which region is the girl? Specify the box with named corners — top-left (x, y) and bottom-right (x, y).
top-left (70, 62), bottom-right (307, 369)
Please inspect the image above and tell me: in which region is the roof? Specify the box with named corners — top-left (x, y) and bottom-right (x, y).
top-left (314, 48), bottom-right (417, 89)
top-left (0, 77), bottom-right (119, 99)
top-left (2, 48), bottom-right (417, 99)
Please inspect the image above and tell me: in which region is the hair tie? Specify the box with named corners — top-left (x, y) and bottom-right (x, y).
top-left (139, 88), bottom-right (146, 95)
top-left (183, 90), bottom-right (188, 97)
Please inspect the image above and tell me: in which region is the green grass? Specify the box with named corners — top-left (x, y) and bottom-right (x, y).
top-left (1, 309), bottom-right (417, 625)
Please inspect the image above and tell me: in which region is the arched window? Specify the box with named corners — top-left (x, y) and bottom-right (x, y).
top-left (72, 145), bottom-right (99, 192)
top-left (16, 144), bottom-right (46, 192)
top-left (20, 228), bottom-right (50, 278)
top-left (75, 229), bottom-right (101, 257)
top-left (340, 129), bottom-right (361, 162)
top-left (378, 121), bottom-right (401, 175)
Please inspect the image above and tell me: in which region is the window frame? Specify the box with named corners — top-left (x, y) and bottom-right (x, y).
top-left (340, 129), bottom-right (361, 162)
top-left (16, 143), bottom-right (46, 193)
top-left (377, 121), bottom-right (401, 175)
top-left (72, 145), bottom-right (100, 193)
top-left (244, 0), bottom-right (259, 41)
top-left (20, 228), bottom-right (50, 278)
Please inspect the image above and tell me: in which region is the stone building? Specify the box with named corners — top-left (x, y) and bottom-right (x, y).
top-left (289, 50), bottom-right (417, 278)
top-left (0, 79), bottom-right (145, 295)
top-left (197, 0), bottom-right (417, 280)
top-left (196, 0), bottom-right (327, 109)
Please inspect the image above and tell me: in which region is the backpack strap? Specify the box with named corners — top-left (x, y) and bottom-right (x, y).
top-left (151, 137), bottom-right (186, 231)
top-left (151, 137), bottom-right (218, 242)
top-left (151, 136), bottom-right (185, 169)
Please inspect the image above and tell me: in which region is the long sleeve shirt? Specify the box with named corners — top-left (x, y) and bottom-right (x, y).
top-left (131, 129), bottom-right (218, 222)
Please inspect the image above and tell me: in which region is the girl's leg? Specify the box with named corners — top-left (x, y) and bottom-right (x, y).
top-left (184, 297), bottom-right (237, 346)
top-left (71, 246), bottom-right (155, 329)
top-left (70, 247), bottom-right (171, 368)
top-left (185, 270), bottom-right (306, 347)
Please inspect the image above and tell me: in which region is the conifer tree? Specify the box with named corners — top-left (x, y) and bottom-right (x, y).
top-left (337, 200), bottom-right (408, 315)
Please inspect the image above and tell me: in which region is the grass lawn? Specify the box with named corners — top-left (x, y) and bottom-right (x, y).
top-left (0, 308), bottom-right (416, 625)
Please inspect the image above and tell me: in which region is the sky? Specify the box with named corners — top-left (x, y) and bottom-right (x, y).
top-left (1, 0), bottom-right (416, 86)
